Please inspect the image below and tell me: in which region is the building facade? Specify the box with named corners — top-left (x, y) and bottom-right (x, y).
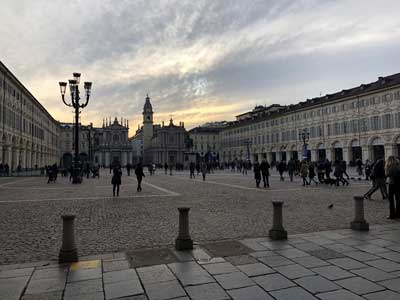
top-left (59, 117), bottom-right (132, 168)
top-left (220, 73), bottom-right (400, 164)
top-left (0, 61), bottom-right (59, 171)
top-left (188, 122), bottom-right (226, 162)
top-left (131, 95), bottom-right (189, 165)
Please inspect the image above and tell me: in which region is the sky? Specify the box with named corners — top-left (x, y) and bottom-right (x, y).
top-left (1, 0), bottom-right (400, 136)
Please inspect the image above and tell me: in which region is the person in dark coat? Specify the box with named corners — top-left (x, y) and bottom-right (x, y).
top-left (253, 161), bottom-right (261, 188)
top-left (277, 160), bottom-right (286, 181)
top-left (164, 162), bottom-right (168, 175)
top-left (260, 159), bottom-right (270, 188)
top-left (135, 163), bottom-right (145, 192)
top-left (364, 159), bottom-right (387, 200)
top-left (385, 156), bottom-right (400, 219)
top-left (126, 163), bottom-right (131, 176)
top-left (111, 166), bottom-right (122, 196)
top-left (287, 158), bottom-right (295, 182)
top-left (308, 162), bottom-right (318, 185)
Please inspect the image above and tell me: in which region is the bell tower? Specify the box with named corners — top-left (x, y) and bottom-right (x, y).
top-left (142, 94), bottom-right (154, 162)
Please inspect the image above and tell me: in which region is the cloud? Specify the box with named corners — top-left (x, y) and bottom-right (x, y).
top-left (1, 0), bottom-right (400, 136)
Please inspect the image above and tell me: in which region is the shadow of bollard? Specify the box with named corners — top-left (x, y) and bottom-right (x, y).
top-left (175, 207), bottom-right (193, 250)
top-left (59, 215), bottom-right (78, 263)
top-left (350, 195), bottom-right (369, 231)
top-left (269, 200), bottom-right (288, 240)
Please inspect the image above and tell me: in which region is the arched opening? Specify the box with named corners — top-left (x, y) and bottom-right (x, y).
top-left (332, 141), bottom-right (343, 162)
top-left (371, 137), bottom-right (385, 161)
top-left (291, 145), bottom-right (298, 160)
top-left (317, 143), bottom-right (326, 161)
top-left (351, 140), bottom-right (362, 162)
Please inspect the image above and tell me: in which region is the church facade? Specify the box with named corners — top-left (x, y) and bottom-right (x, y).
top-left (131, 95), bottom-right (189, 166)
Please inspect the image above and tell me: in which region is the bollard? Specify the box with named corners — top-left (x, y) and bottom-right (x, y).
top-left (175, 207), bottom-right (193, 250)
top-left (350, 196), bottom-right (369, 231)
top-left (59, 215), bottom-right (78, 263)
top-left (269, 201), bottom-right (288, 240)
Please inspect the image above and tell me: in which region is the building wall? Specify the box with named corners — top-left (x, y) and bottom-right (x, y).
top-left (220, 82), bottom-right (400, 164)
top-left (0, 62), bottom-right (59, 170)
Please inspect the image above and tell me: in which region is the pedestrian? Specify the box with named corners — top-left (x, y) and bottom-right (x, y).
top-left (287, 158), bottom-right (295, 182)
top-left (164, 162), bottom-right (168, 175)
top-left (364, 159), bottom-right (388, 200)
top-left (201, 162), bottom-right (207, 181)
top-left (135, 163), bottom-right (145, 192)
top-left (341, 160), bottom-right (350, 180)
top-left (385, 156), bottom-right (400, 219)
top-left (189, 162), bottom-right (196, 179)
top-left (253, 161), bottom-right (261, 188)
top-left (126, 163), bottom-right (131, 176)
top-left (308, 162), bottom-right (319, 185)
top-left (260, 159), bottom-right (270, 188)
top-left (277, 160), bottom-right (286, 181)
top-left (333, 161), bottom-right (349, 186)
top-left (300, 160), bottom-right (309, 186)
top-left (111, 166), bottom-right (122, 196)
top-left (169, 163), bottom-right (173, 176)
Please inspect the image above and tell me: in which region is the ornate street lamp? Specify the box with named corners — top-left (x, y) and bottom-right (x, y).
top-left (59, 73), bottom-right (92, 183)
top-left (298, 129), bottom-right (310, 160)
top-left (244, 138), bottom-right (252, 161)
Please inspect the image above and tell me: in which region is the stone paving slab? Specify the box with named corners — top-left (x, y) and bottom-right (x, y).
top-left (1, 223), bottom-right (400, 299)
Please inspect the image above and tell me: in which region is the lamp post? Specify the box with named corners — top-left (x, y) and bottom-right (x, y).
top-left (59, 73), bottom-right (92, 184)
top-left (298, 129), bottom-right (310, 160)
top-left (244, 138), bottom-right (252, 162)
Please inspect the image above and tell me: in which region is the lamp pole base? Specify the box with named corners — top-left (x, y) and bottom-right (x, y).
top-left (59, 248), bottom-right (78, 263)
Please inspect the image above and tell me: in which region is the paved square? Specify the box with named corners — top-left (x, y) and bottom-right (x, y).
top-left (0, 169), bottom-right (395, 264)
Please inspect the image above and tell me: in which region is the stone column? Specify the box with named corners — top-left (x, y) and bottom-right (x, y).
top-left (362, 146), bottom-right (371, 162)
top-left (343, 147), bottom-right (350, 164)
top-left (122, 152), bottom-right (127, 166)
top-left (284, 151), bottom-right (289, 161)
top-left (59, 215), bottom-right (78, 263)
top-left (269, 201), bottom-right (287, 240)
top-left (0, 144), bottom-right (3, 164)
top-left (128, 152), bottom-right (132, 165)
top-left (326, 148), bottom-right (332, 161)
top-left (350, 196), bottom-right (369, 231)
top-left (310, 149), bottom-right (317, 162)
top-left (20, 149), bottom-right (25, 168)
top-left (267, 152), bottom-right (273, 163)
top-left (105, 152), bottom-right (110, 167)
top-left (7, 146), bottom-right (12, 168)
top-left (31, 151), bottom-right (36, 168)
top-left (175, 207), bottom-right (193, 250)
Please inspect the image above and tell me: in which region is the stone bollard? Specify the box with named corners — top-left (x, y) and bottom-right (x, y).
top-left (350, 196), bottom-right (369, 231)
top-left (269, 201), bottom-right (288, 240)
top-left (175, 207), bottom-right (193, 250)
top-left (59, 215), bottom-right (78, 263)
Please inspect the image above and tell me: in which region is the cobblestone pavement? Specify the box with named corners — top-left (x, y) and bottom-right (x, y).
top-left (0, 169), bottom-right (397, 265)
top-left (1, 224), bottom-right (400, 299)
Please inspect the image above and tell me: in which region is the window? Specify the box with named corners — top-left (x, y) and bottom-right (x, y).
top-left (360, 118), bottom-right (369, 132)
top-left (382, 114), bottom-right (393, 129)
top-left (370, 116), bottom-right (381, 131)
top-left (394, 91), bottom-right (400, 100)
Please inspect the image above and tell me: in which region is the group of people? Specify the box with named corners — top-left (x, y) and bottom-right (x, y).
top-left (363, 156), bottom-right (400, 219)
top-left (0, 163), bottom-right (10, 176)
top-left (111, 163), bottom-right (145, 196)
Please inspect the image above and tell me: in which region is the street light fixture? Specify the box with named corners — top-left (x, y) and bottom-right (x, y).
top-left (298, 129), bottom-right (310, 160)
top-left (59, 74), bottom-right (92, 184)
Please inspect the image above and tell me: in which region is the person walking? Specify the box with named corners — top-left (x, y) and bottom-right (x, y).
top-left (365, 160), bottom-right (372, 180)
top-left (201, 162), bottom-right (207, 181)
top-left (164, 162), bottom-right (168, 175)
top-left (135, 163), bottom-right (145, 192)
top-left (126, 163), bottom-right (131, 176)
top-left (364, 159), bottom-right (388, 200)
top-left (277, 160), bottom-right (286, 181)
top-left (300, 160), bottom-right (309, 186)
top-left (287, 158), bottom-right (295, 182)
top-left (356, 158), bottom-right (363, 180)
top-left (189, 162), bottom-right (196, 179)
top-left (385, 156), bottom-right (400, 219)
top-left (111, 166), bottom-right (122, 196)
top-left (308, 162), bottom-right (319, 185)
top-left (341, 160), bottom-right (350, 180)
top-left (334, 161), bottom-right (349, 186)
top-left (260, 159), bottom-right (270, 188)
top-left (253, 161), bottom-right (261, 188)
